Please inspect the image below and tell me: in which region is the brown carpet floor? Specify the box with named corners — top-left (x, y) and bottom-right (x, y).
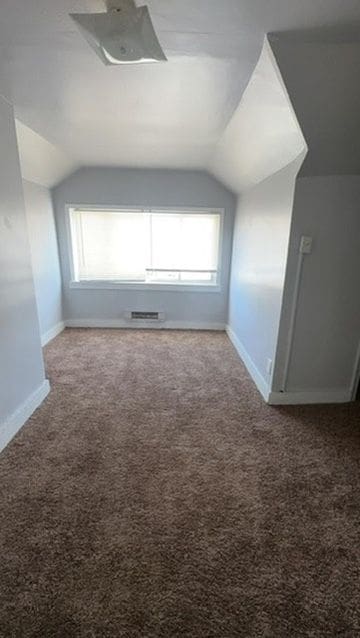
top-left (1, 329), bottom-right (360, 637)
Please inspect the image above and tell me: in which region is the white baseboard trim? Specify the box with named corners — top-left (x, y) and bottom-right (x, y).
top-left (226, 325), bottom-right (353, 406)
top-left (0, 380), bottom-right (50, 453)
top-left (65, 319), bottom-right (226, 331)
top-left (226, 325), bottom-right (270, 401)
top-left (41, 321), bottom-right (65, 346)
top-left (268, 389), bottom-right (352, 405)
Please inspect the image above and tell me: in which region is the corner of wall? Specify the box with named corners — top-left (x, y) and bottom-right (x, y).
top-left (226, 325), bottom-right (271, 402)
top-left (0, 380), bottom-right (50, 453)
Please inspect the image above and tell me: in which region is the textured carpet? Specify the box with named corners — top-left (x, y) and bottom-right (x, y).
top-left (1, 329), bottom-right (360, 637)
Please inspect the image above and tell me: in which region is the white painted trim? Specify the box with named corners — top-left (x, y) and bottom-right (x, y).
top-left (69, 281), bottom-right (221, 293)
top-left (65, 319), bottom-right (226, 331)
top-left (0, 380), bottom-right (50, 453)
top-left (65, 203), bottom-right (225, 293)
top-left (226, 325), bottom-right (270, 401)
top-left (41, 321), bottom-right (65, 347)
top-left (281, 247), bottom-right (305, 391)
top-left (268, 389), bottom-right (352, 405)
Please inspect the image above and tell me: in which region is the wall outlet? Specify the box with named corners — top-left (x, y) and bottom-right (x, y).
top-left (266, 358), bottom-right (273, 375)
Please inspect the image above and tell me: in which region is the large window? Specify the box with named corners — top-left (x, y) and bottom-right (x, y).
top-left (68, 207), bottom-right (222, 288)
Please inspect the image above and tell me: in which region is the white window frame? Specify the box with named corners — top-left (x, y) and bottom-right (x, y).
top-left (65, 204), bottom-right (224, 293)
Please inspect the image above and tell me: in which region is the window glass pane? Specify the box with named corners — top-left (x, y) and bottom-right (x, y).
top-left (180, 215), bottom-right (219, 271)
top-left (180, 271), bottom-right (213, 282)
top-left (147, 270), bottom-right (180, 283)
top-left (70, 208), bottom-right (220, 286)
top-left (150, 213), bottom-right (220, 272)
top-left (150, 215), bottom-right (182, 270)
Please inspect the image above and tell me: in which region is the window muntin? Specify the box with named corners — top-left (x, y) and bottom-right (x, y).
top-left (69, 207), bottom-right (221, 287)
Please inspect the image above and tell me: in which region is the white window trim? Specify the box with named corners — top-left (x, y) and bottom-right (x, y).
top-left (65, 204), bottom-right (224, 293)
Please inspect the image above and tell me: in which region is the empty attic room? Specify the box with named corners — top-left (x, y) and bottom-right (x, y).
top-left (1, 1), bottom-right (360, 637)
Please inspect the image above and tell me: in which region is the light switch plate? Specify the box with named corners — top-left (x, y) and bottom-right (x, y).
top-left (300, 235), bottom-right (313, 254)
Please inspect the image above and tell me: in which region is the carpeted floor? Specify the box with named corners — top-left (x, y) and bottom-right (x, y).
top-left (0, 329), bottom-right (360, 637)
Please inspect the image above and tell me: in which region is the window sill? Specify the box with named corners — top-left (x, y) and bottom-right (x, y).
top-left (69, 281), bottom-right (221, 293)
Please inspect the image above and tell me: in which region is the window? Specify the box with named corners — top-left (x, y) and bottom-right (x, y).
top-left (68, 207), bottom-right (222, 288)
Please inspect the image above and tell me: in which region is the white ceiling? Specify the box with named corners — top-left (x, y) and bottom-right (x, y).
top-left (15, 120), bottom-right (79, 187)
top-left (210, 39), bottom-right (307, 193)
top-left (1, 0), bottom-right (360, 173)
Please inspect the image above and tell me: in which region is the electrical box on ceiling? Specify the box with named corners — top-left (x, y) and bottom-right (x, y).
top-left (70, 0), bottom-right (167, 65)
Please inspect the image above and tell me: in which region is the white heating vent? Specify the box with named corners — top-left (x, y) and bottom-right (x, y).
top-left (124, 311), bottom-right (165, 322)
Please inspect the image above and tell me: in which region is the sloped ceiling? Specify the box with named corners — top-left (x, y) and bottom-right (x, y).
top-left (1, 0), bottom-right (360, 180)
top-left (15, 120), bottom-right (78, 188)
top-left (210, 38), bottom-right (307, 194)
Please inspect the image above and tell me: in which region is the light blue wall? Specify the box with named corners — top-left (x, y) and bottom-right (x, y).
top-left (23, 180), bottom-right (63, 340)
top-left (273, 175), bottom-right (360, 394)
top-left (228, 159), bottom-right (302, 387)
top-left (52, 168), bottom-right (236, 327)
top-left (0, 97), bottom-right (46, 426)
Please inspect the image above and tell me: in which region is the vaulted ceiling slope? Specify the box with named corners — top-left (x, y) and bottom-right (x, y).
top-left (269, 33), bottom-right (360, 176)
top-left (1, 0), bottom-right (360, 186)
top-left (210, 38), bottom-right (307, 194)
top-left (15, 121), bottom-right (78, 188)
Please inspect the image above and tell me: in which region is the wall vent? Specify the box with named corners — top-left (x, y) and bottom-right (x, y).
top-left (124, 311), bottom-right (165, 322)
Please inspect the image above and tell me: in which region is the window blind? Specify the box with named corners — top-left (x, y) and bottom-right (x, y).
top-left (69, 207), bottom-right (220, 286)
